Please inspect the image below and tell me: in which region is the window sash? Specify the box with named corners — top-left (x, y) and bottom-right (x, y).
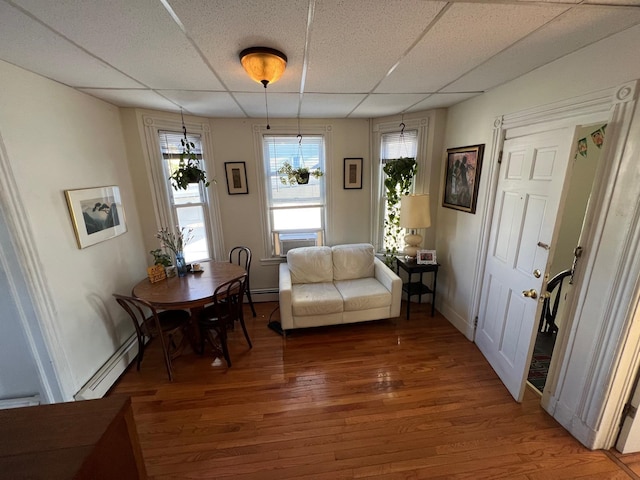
top-left (158, 130), bottom-right (212, 263)
top-left (262, 134), bottom-right (326, 256)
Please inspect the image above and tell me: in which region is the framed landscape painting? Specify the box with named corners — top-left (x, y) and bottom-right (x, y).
top-left (442, 144), bottom-right (484, 214)
top-left (65, 185), bottom-right (127, 249)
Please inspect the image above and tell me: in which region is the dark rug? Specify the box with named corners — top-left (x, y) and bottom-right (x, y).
top-left (528, 331), bottom-right (556, 392)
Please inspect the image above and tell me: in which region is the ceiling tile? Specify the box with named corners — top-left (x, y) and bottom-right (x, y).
top-left (406, 93), bottom-right (480, 112)
top-left (444, 5), bottom-right (640, 93)
top-left (234, 92), bottom-right (300, 118)
top-left (13, 0), bottom-right (224, 90)
top-left (376, 3), bottom-right (568, 93)
top-left (159, 90), bottom-right (245, 117)
top-left (300, 94), bottom-right (367, 118)
top-left (0, 1), bottom-right (142, 88)
top-left (305, 0), bottom-right (447, 93)
top-left (77, 89), bottom-right (180, 111)
top-left (350, 94), bottom-right (430, 118)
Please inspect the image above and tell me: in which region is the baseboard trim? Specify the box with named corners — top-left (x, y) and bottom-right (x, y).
top-left (439, 300), bottom-right (474, 340)
top-left (74, 334), bottom-right (137, 401)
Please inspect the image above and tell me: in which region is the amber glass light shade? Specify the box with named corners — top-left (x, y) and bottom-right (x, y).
top-left (239, 47), bottom-right (287, 86)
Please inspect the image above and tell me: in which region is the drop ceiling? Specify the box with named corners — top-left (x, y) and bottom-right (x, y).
top-left (1, 0), bottom-right (639, 118)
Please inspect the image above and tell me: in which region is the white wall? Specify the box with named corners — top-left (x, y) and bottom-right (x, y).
top-left (437, 24), bottom-right (640, 338)
top-left (124, 114), bottom-right (376, 294)
top-left (0, 60), bottom-right (147, 400)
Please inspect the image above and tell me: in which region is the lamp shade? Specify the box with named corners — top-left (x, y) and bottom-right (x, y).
top-left (400, 194), bottom-right (431, 229)
top-left (239, 47), bottom-right (287, 86)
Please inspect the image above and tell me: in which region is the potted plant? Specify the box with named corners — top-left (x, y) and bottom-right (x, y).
top-left (149, 249), bottom-right (172, 268)
top-left (278, 161), bottom-right (323, 185)
top-left (383, 157), bottom-right (417, 264)
top-left (169, 138), bottom-right (212, 191)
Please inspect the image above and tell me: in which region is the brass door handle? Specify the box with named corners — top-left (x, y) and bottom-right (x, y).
top-left (522, 289), bottom-right (538, 299)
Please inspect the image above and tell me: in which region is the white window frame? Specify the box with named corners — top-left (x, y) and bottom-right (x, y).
top-left (371, 118), bottom-right (429, 253)
top-left (141, 113), bottom-right (224, 261)
top-left (253, 124), bottom-right (332, 261)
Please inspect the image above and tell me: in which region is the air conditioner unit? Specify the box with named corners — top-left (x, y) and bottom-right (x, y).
top-left (274, 231), bottom-right (323, 256)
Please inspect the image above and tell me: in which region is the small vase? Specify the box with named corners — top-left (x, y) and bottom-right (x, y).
top-left (175, 252), bottom-right (187, 277)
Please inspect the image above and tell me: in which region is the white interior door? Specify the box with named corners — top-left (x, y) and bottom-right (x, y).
top-left (476, 129), bottom-right (573, 401)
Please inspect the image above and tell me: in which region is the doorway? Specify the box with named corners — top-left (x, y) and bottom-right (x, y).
top-left (527, 122), bottom-right (606, 394)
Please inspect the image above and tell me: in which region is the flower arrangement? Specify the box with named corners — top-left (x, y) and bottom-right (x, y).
top-left (277, 161), bottom-right (323, 185)
top-left (156, 226), bottom-right (194, 255)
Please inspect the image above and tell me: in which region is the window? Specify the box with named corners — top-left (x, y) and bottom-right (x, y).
top-left (379, 129), bottom-right (418, 252)
top-left (159, 131), bottom-right (212, 263)
top-left (262, 135), bottom-right (326, 256)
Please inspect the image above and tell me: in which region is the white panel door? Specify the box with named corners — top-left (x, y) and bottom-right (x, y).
top-left (476, 129), bottom-right (573, 401)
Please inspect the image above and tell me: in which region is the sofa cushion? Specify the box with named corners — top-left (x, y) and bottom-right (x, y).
top-left (331, 243), bottom-right (375, 281)
top-left (334, 277), bottom-right (392, 311)
top-left (291, 283), bottom-right (344, 316)
top-left (287, 246), bottom-right (333, 284)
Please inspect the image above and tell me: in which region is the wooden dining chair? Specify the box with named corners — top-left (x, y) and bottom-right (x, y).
top-left (229, 246), bottom-right (256, 317)
top-left (198, 275), bottom-right (252, 367)
top-left (113, 294), bottom-right (190, 381)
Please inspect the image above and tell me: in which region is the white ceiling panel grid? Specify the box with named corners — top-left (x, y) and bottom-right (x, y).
top-left (1, 0), bottom-right (639, 117)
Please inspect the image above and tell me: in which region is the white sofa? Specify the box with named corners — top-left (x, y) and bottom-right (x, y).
top-left (278, 243), bottom-right (402, 332)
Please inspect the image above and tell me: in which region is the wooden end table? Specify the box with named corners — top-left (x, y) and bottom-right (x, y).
top-left (395, 257), bottom-right (440, 320)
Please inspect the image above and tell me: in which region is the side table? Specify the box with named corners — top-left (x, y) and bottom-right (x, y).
top-left (396, 257), bottom-right (440, 320)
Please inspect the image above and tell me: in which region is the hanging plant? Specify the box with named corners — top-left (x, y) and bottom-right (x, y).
top-left (169, 138), bottom-right (211, 190)
top-left (383, 157), bottom-right (417, 263)
top-left (168, 112), bottom-right (214, 191)
top-left (278, 161), bottom-right (323, 186)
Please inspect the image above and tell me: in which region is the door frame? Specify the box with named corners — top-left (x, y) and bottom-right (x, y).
top-left (470, 80), bottom-right (640, 449)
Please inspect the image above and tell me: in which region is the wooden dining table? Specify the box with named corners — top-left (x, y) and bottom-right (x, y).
top-left (132, 261), bottom-right (246, 352)
top-left (132, 261), bottom-right (246, 309)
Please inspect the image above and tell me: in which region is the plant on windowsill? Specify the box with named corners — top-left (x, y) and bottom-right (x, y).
top-left (169, 138), bottom-right (212, 191)
top-left (383, 157), bottom-right (417, 265)
top-left (278, 161), bottom-right (324, 185)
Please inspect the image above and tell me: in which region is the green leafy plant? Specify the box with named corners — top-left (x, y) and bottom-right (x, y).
top-left (169, 138), bottom-right (212, 191)
top-left (278, 161), bottom-right (323, 185)
top-left (149, 249), bottom-right (172, 267)
top-left (383, 157), bottom-right (417, 264)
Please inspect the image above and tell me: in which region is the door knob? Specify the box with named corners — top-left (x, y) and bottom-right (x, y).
top-left (522, 289), bottom-right (538, 299)
top-left (533, 269), bottom-right (541, 278)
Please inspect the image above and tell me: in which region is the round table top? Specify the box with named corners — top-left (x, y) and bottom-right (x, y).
top-left (132, 261), bottom-right (246, 310)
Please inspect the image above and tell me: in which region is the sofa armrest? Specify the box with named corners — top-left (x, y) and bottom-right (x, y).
top-left (374, 257), bottom-right (402, 318)
top-left (279, 262), bottom-right (294, 330)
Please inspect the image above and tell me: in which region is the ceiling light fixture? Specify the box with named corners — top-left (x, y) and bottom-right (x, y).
top-left (239, 47), bottom-right (287, 129)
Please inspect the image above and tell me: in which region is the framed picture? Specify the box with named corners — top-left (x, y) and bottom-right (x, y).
top-left (417, 250), bottom-right (437, 265)
top-left (225, 162), bottom-right (248, 195)
top-left (65, 185), bottom-right (127, 249)
top-left (343, 157), bottom-right (363, 189)
top-left (442, 144), bottom-right (484, 213)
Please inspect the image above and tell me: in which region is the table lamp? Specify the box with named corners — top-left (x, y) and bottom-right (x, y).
top-left (400, 194), bottom-right (431, 259)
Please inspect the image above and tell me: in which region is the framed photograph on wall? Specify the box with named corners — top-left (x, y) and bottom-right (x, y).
top-left (442, 144), bottom-right (484, 214)
top-left (225, 161), bottom-right (248, 195)
top-left (343, 157), bottom-right (363, 189)
top-left (417, 250), bottom-right (437, 265)
top-left (65, 185), bottom-right (127, 249)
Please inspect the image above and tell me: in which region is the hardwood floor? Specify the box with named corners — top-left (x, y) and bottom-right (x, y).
top-left (110, 301), bottom-right (638, 479)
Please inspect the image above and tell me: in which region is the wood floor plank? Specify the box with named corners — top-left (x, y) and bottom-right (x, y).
top-left (110, 301), bottom-right (634, 479)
